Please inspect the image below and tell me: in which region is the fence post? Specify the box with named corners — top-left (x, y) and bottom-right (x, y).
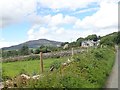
top-left (72, 48), bottom-right (74, 56)
top-left (40, 52), bottom-right (43, 73)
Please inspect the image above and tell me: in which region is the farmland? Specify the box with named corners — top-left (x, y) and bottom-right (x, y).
top-left (2, 57), bottom-right (67, 79)
top-left (2, 47), bottom-right (116, 88)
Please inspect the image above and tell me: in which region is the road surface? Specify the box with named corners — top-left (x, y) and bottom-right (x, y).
top-left (105, 46), bottom-right (119, 89)
top-left (118, 47), bottom-right (120, 89)
top-left (0, 82), bottom-right (3, 89)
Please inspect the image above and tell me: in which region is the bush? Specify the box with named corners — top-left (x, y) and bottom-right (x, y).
top-left (94, 50), bottom-right (104, 59)
top-left (26, 55), bottom-right (40, 61)
top-left (34, 49), bottom-right (40, 54)
top-left (50, 60), bottom-right (62, 69)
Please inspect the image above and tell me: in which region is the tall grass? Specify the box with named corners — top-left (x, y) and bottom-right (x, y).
top-left (26, 47), bottom-right (115, 88)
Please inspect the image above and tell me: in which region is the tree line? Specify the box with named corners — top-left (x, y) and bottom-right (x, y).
top-left (2, 45), bottom-right (62, 58)
top-left (62, 31), bottom-right (120, 47)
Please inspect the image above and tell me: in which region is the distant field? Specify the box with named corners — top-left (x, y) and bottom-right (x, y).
top-left (2, 57), bottom-right (67, 78)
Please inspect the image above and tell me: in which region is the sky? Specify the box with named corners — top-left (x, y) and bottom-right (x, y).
top-left (0, 0), bottom-right (119, 48)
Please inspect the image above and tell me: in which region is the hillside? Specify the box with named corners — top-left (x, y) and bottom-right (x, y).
top-left (75, 32), bottom-right (119, 47)
top-left (2, 39), bottom-right (62, 50)
top-left (100, 32), bottom-right (119, 46)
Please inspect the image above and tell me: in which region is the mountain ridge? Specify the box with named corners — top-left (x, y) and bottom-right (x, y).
top-left (2, 39), bottom-right (63, 50)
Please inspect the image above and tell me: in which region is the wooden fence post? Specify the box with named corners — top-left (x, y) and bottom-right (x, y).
top-left (40, 52), bottom-right (43, 73)
top-left (72, 48), bottom-right (74, 56)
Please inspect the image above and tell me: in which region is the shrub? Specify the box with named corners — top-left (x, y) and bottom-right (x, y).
top-left (94, 50), bottom-right (104, 59)
top-left (50, 60), bottom-right (62, 69)
top-left (26, 55), bottom-right (40, 61)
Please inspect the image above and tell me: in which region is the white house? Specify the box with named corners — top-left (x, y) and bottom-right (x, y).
top-left (81, 40), bottom-right (100, 48)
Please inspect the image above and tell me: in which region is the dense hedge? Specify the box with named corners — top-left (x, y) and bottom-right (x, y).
top-left (26, 47), bottom-right (115, 88)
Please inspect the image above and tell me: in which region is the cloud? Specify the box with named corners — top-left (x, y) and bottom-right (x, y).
top-left (74, 1), bottom-right (118, 32)
top-left (0, 0), bottom-right (99, 28)
top-left (73, 7), bottom-right (99, 14)
top-left (28, 13), bottom-right (78, 27)
top-left (38, 0), bottom-right (98, 10)
top-left (48, 14), bottom-right (64, 27)
top-left (0, 41), bottom-right (12, 48)
top-left (1, 0), bottom-right (118, 28)
top-left (0, 0), bottom-right (37, 27)
top-left (48, 14), bottom-right (78, 27)
top-left (0, 39), bottom-right (23, 48)
top-left (27, 1), bottom-right (118, 42)
top-left (27, 24), bottom-right (96, 42)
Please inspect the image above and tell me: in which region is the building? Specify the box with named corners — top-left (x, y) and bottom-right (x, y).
top-left (81, 40), bottom-right (100, 48)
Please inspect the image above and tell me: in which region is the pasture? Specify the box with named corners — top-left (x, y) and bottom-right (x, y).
top-left (2, 57), bottom-right (67, 79)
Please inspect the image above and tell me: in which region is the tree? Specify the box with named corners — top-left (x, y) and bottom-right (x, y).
top-left (19, 45), bottom-right (29, 55)
top-left (100, 32), bottom-right (119, 46)
top-left (69, 41), bottom-right (77, 47)
top-left (100, 36), bottom-right (114, 46)
top-left (61, 42), bottom-right (69, 46)
top-left (40, 45), bottom-right (48, 53)
top-left (47, 46), bottom-right (58, 52)
top-left (30, 49), bottom-right (34, 54)
top-left (76, 37), bottom-right (84, 46)
top-left (40, 45), bottom-right (45, 49)
top-left (115, 31), bottom-right (120, 44)
top-left (97, 36), bottom-right (101, 40)
top-left (10, 50), bottom-right (19, 56)
top-left (34, 48), bottom-right (40, 54)
top-left (85, 34), bottom-right (98, 41)
top-left (2, 50), bottom-right (19, 58)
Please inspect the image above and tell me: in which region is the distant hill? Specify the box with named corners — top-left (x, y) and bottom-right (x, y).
top-left (2, 39), bottom-right (63, 50)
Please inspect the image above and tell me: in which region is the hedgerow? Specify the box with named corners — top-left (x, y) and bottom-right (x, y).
top-left (26, 47), bottom-right (115, 88)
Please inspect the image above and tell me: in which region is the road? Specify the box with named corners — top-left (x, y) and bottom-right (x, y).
top-left (0, 82), bottom-right (3, 89)
top-left (118, 47), bottom-right (120, 89)
top-left (105, 46), bottom-right (119, 89)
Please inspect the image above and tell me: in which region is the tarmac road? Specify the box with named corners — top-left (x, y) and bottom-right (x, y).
top-left (0, 82), bottom-right (3, 89)
top-left (105, 46), bottom-right (119, 89)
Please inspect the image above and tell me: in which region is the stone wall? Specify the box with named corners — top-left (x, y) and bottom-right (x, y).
top-left (2, 49), bottom-right (85, 63)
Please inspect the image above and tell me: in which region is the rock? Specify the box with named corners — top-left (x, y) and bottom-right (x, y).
top-left (5, 80), bottom-right (13, 88)
top-left (20, 74), bottom-right (30, 80)
top-left (32, 75), bottom-right (40, 80)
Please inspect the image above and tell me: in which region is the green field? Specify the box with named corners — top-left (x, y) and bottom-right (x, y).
top-left (2, 57), bottom-right (67, 78)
